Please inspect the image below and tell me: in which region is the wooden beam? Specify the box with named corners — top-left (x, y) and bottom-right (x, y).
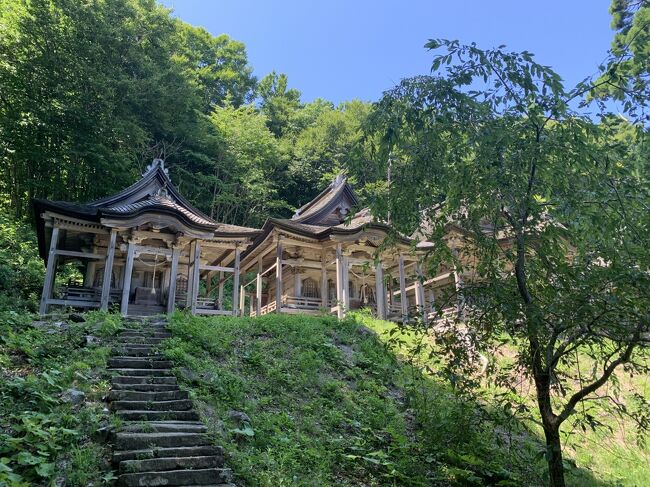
top-left (281, 258), bottom-right (324, 269)
top-left (190, 240), bottom-right (202, 315)
top-left (47, 299), bottom-right (100, 308)
top-left (218, 270), bottom-right (224, 308)
top-left (100, 229), bottom-right (117, 310)
top-left (120, 240), bottom-right (136, 316)
top-left (335, 244), bottom-right (345, 319)
top-left (39, 227), bottom-right (60, 315)
top-left (399, 254), bottom-right (408, 321)
top-left (84, 261), bottom-right (97, 287)
top-left (186, 241), bottom-right (196, 309)
top-left (199, 265), bottom-right (234, 273)
top-left (320, 250), bottom-right (328, 308)
top-left (415, 262), bottom-right (427, 323)
top-left (279, 237), bottom-right (323, 250)
top-left (275, 240), bottom-right (283, 313)
top-left (375, 261), bottom-right (386, 320)
top-left (232, 247), bottom-right (241, 316)
top-left (167, 246), bottom-right (181, 314)
top-left (342, 254), bottom-right (350, 315)
top-left (55, 249), bottom-right (105, 260)
top-left (256, 256), bottom-right (263, 316)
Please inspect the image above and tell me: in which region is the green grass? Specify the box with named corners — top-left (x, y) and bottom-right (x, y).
top-left (0, 310), bottom-right (122, 486)
top-left (162, 311), bottom-right (549, 486)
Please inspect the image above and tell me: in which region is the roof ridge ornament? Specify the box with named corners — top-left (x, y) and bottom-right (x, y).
top-left (332, 174), bottom-right (346, 187)
top-left (143, 158), bottom-right (169, 177)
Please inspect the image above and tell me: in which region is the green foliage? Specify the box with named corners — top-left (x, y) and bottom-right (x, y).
top-left (364, 37), bottom-right (650, 486)
top-left (160, 311), bottom-right (547, 486)
top-left (0, 212), bottom-right (43, 312)
top-left (0, 0), bottom-right (371, 226)
top-left (591, 0), bottom-right (650, 120)
top-left (0, 313), bottom-right (122, 484)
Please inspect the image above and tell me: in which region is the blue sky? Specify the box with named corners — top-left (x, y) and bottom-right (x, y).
top-left (158, 0), bottom-right (614, 105)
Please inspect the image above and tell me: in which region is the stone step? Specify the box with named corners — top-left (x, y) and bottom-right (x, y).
top-left (114, 432), bottom-right (211, 450)
top-left (109, 368), bottom-right (173, 377)
top-left (111, 399), bottom-right (193, 411)
top-left (116, 410), bottom-right (200, 421)
top-left (109, 389), bottom-right (188, 401)
top-left (119, 421), bottom-right (207, 434)
top-left (118, 455), bottom-right (222, 473)
top-left (118, 468), bottom-right (232, 487)
top-left (113, 445), bottom-right (223, 463)
top-left (108, 358), bottom-right (173, 369)
top-left (118, 332), bottom-right (171, 339)
top-left (112, 375), bottom-right (177, 385)
top-left (112, 347), bottom-right (155, 357)
top-left (112, 383), bottom-right (180, 391)
top-left (115, 337), bottom-right (166, 345)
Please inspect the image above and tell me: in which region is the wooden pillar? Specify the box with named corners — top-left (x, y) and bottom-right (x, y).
top-left (335, 244), bottom-right (344, 318)
top-left (375, 261), bottom-right (386, 320)
top-left (120, 240), bottom-right (136, 316)
top-left (342, 255), bottom-right (350, 314)
top-left (190, 240), bottom-right (201, 315)
top-left (275, 240), bottom-right (283, 312)
top-left (239, 285), bottom-right (245, 316)
top-left (39, 227), bottom-right (60, 315)
top-left (84, 261), bottom-right (97, 288)
top-left (415, 262), bottom-right (427, 323)
top-left (398, 254), bottom-right (408, 321)
top-left (218, 270), bottom-right (224, 308)
top-left (232, 247), bottom-right (241, 316)
top-left (294, 268), bottom-right (302, 297)
top-left (167, 246), bottom-right (181, 314)
top-left (100, 229), bottom-right (117, 311)
top-left (255, 256), bottom-right (263, 316)
top-left (186, 241), bottom-right (196, 308)
top-left (320, 250), bottom-right (328, 308)
top-left (205, 271), bottom-right (213, 296)
top-left (454, 268), bottom-right (464, 318)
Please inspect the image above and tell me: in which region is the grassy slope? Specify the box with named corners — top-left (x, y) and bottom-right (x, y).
top-left (163, 311), bottom-right (648, 487)
top-left (162, 311), bottom-right (544, 486)
top-left (0, 310), bottom-right (123, 486)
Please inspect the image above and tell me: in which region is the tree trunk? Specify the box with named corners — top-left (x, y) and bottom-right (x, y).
top-left (543, 421), bottom-right (565, 487)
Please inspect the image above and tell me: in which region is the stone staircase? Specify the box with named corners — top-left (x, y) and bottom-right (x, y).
top-left (108, 318), bottom-right (234, 486)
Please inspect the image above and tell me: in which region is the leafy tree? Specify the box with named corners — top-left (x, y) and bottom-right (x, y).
top-left (284, 100), bottom-right (373, 208)
top-left (176, 24), bottom-right (257, 110)
top-left (0, 0), bottom-right (202, 217)
top-left (591, 0), bottom-right (650, 120)
top-left (257, 71), bottom-right (302, 137)
top-left (172, 106), bottom-right (287, 227)
top-left (365, 40), bottom-right (650, 486)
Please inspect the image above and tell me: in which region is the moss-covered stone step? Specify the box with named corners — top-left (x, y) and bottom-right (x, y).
top-left (118, 468), bottom-right (232, 487)
top-left (108, 389), bottom-right (188, 401)
top-left (115, 409), bottom-right (200, 421)
top-left (114, 432), bottom-right (211, 450)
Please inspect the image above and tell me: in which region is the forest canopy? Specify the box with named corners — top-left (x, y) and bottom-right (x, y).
top-left (0, 0), bottom-right (375, 226)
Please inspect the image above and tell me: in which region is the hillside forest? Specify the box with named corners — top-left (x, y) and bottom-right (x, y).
top-left (1, 1), bottom-right (649, 487)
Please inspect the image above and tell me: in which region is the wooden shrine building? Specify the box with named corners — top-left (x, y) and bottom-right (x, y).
top-left (35, 163), bottom-right (468, 321)
top-left (237, 175), bottom-right (430, 320)
top-left (34, 159), bottom-right (259, 316)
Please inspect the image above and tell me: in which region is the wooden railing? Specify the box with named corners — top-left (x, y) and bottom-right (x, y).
top-left (49, 286), bottom-right (121, 309)
top-left (282, 295), bottom-right (324, 310)
top-left (251, 295), bottom-right (334, 317)
top-left (61, 286), bottom-right (120, 302)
